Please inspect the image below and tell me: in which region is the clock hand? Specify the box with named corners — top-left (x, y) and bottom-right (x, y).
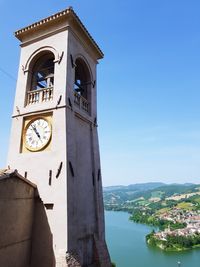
top-left (31, 125), bottom-right (41, 139)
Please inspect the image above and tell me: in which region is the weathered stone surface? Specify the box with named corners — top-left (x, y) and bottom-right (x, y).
top-left (66, 252), bottom-right (81, 267)
top-left (94, 237), bottom-right (112, 267)
top-left (0, 171), bottom-right (35, 267)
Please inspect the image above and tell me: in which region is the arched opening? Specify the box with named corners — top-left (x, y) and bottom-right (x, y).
top-left (74, 58), bottom-right (92, 113)
top-left (26, 52), bottom-right (55, 105)
top-left (31, 54), bottom-right (54, 91)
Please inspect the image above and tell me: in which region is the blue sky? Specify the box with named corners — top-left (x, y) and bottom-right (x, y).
top-left (1, 0), bottom-right (200, 186)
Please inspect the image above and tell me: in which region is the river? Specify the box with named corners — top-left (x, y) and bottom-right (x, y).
top-left (105, 211), bottom-right (200, 267)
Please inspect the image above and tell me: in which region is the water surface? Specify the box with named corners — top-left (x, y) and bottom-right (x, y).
top-left (105, 211), bottom-right (200, 267)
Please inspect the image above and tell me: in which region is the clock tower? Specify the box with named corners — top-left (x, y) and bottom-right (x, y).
top-left (7, 7), bottom-right (111, 267)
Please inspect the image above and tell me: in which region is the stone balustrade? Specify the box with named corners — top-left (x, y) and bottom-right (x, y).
top-left (74, 91), bottom-right (89, 113)
top-left (27, 87), bottom-right (53, 105)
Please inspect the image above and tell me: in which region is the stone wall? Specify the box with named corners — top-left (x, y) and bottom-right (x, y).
top-left (0, 170), bottom-right (35, 267)
top-left (0, 170), bottom-right (55, 267)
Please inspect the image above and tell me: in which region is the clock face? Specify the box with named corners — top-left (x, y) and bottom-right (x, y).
top-left (25, 118), bottom-right (52, 151)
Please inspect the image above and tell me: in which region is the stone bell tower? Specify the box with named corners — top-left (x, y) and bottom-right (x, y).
top-left (7, 7), bottom-right (111, 267)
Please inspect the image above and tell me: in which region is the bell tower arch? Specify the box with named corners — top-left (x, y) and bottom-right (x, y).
top-left (7, 7), bottom-right (111, 267)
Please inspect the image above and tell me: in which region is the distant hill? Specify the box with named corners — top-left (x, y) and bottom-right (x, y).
top-left (103, 182), bottom-right (165, 192)
top-left (103, 182), bottom-right (200, 209)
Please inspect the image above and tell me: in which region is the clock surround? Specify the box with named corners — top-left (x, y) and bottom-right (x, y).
top-left (21, 113), bottom-right (52, 153)
top-left (24, 117), bottom-right (52, 152)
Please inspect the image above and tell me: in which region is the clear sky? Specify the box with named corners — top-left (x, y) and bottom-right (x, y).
top-left (1, 0), bottom-right (200, 186)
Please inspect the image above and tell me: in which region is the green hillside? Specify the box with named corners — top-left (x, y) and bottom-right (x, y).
top-left (103, 183), bottom-right (200, 211)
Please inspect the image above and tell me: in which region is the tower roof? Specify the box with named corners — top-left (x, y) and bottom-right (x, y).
top-left (15, 7), bottom-right (104, 59)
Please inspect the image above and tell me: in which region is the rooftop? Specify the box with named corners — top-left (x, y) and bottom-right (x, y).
top-left (0, 169), bottom-right (36, 187)
top-left (15, 7), bottom-right (103, 59)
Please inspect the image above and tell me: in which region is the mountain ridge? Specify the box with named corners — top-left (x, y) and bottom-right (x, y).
top-left (103, 182), bottom-right (200, 209)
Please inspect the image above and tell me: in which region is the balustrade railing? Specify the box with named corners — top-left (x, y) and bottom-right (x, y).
top-left (27, 87), bottom-right (53, 105)
top-left (74, 92), bottom-right (89, 113)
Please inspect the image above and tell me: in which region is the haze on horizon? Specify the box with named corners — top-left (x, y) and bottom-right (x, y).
top-left (1, 0), bottom-right (200, 186)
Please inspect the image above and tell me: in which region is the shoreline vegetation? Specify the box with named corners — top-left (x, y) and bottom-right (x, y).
top-left (103, 182), bottom-right (200, 252)
top-left (130, 210), bottom-right (187, 231)
top-left (146, 230), bottom-right (200, 251)
top-left (129, 204), bottom-right (200, 251)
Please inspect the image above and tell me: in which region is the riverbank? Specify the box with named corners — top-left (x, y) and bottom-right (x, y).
top-left (105, 211), bottom-right (200, 267)
top-left (146, 230), bottom-right (200, 252)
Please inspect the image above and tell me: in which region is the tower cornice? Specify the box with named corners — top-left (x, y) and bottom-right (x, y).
top-left (15, 7), bottom-right (104, 60)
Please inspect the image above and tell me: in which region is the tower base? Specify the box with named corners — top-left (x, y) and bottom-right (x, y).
top-left (56, 237), bottom-right (111, 267)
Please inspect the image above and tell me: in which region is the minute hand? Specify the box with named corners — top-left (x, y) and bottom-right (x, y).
top-left (31, 125), bottom-right (41, 139)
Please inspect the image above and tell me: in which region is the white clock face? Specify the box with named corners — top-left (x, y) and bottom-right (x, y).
top-left (25, 118), bottom-right (51, 151)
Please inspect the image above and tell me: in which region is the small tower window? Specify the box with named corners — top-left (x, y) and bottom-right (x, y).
top-left (26, 52), bottom-right (55, 105)
top-left (74, 58), bottom-right (91, 113)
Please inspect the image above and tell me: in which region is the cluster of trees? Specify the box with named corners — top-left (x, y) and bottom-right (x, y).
top-left (130, 210), bottom-right (186, 230)
top-left (104, 204), bottom-right (133, 213)
top-left (130, 210), bottom-right (154, 224)
top-left (146, 231), bottom-right (200, 250)
top-left (146, 230), bottom-right (157, 246)
top-left (184, 195), bottom-right (200, 210)
top-left (165, 233), bottom-right (200, 249)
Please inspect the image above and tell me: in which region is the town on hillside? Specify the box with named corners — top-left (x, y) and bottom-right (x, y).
top-left (103, 183), bottom-right (200, 251)
top-left (148, 207), bottom-right (200, 251)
